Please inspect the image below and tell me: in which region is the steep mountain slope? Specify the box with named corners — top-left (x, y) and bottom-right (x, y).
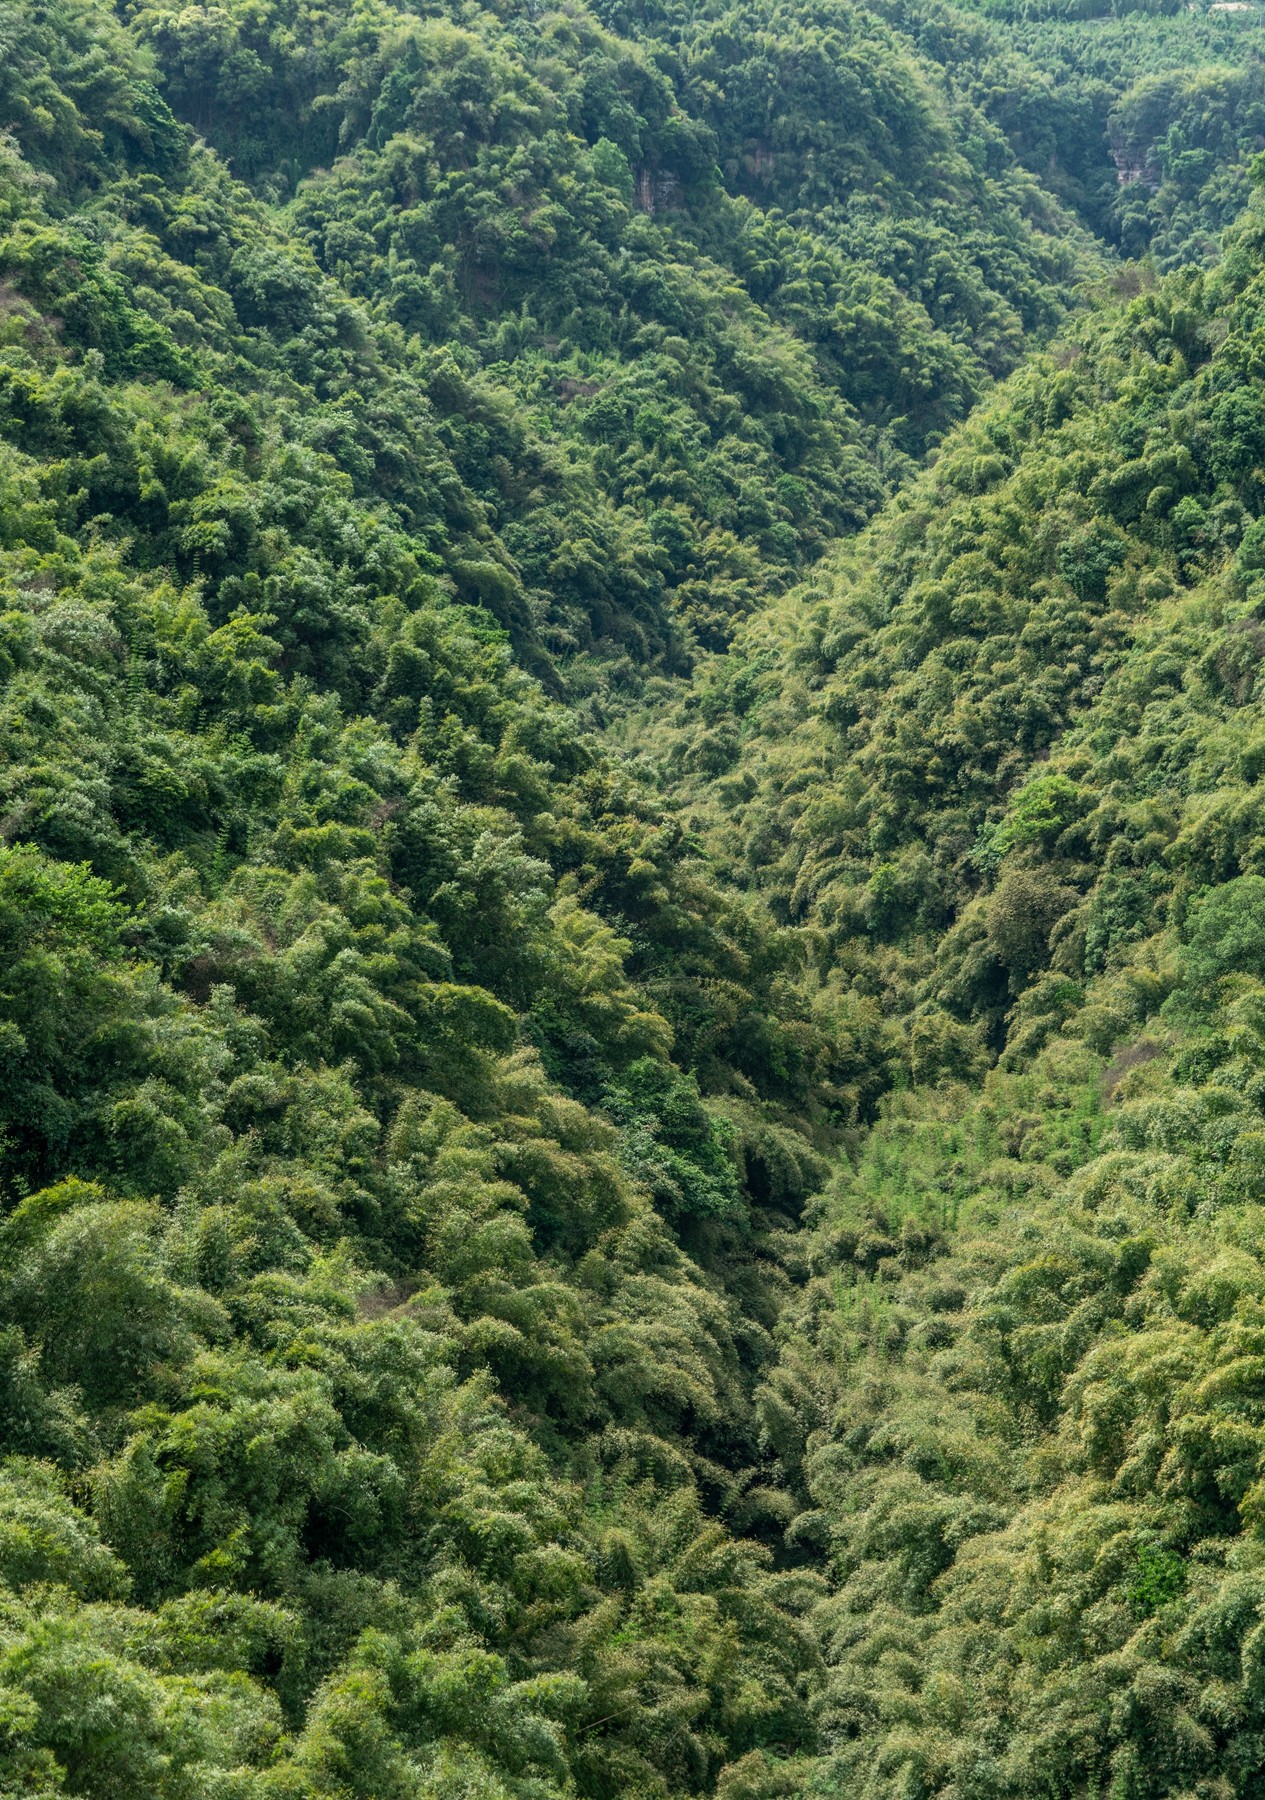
top-left (124, 0), bottom-right (1099, 666)
top-left (878, 0), bottom-right (1265, 266)
top-left (7, 0), bottom-right (1265, 1795)
top-left (652, 175), bottom-right (1265, 1797)
top-left (0, 7), bottom-right (848, 1795)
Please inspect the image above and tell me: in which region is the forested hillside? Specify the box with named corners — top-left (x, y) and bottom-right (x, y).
top-left (8, 0), bottom-right (1265, 1794)
top-left (647, 147), bottom-right (1265, 1797)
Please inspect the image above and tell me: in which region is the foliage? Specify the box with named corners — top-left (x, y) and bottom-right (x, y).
top-left (9, 0), bottom-right (1265, 1792)
top-left (642, 124), bottom-right (1265, 1798)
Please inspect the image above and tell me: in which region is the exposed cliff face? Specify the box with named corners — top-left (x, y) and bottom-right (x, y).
top-left (1108, 123), bottom-right (1160, 187)
top-left (635, 164), bottom-right (683, 210)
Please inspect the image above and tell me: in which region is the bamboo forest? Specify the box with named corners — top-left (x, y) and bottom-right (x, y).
top-left (9, 0), bottom-right (1265, 1791)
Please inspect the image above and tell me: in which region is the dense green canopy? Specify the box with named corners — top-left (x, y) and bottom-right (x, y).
top-left (8, 0), bottom-right (1265, 1793)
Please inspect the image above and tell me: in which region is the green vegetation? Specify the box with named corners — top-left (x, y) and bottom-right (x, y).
top-left (882, 0), bottom-right (1265, 266)
top-left (10, 0), bottom-right (1265, 1792)
top-left (639, 158), bottom-right (1265, 1795)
